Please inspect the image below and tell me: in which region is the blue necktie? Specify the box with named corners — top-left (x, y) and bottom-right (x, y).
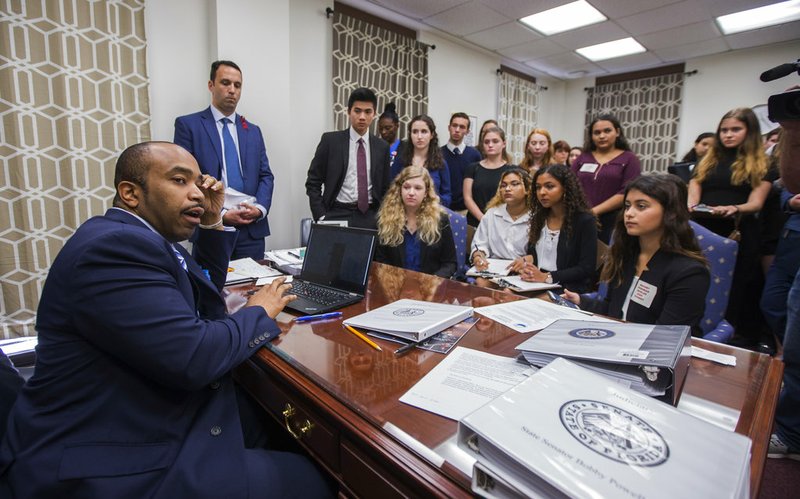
top-left (172, 245), bottom-right (188, 272)
top-left (221, 118), bottom-right (244, 192)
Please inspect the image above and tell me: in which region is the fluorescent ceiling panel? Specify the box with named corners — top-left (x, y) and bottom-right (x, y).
top-left (519, 0), bottom-right (607, 36)
top-left (716, 0), bottom-right (800, 35)
top-left (576, 37), bottom-right (646, 61)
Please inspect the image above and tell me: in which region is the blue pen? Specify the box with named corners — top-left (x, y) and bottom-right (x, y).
top-left (294, 312), bottom-right (343, 322)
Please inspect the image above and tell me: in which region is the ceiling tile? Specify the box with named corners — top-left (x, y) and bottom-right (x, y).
top-left (423, 0), bottom-right (511, 36)
top-left (616, 1), bottom-right (713, 35)
top-left (697, 0), bottom-right (778, 17)
top-left (638, 21), bottom-right (721, 50)
top-left (725, 21), bottom-right (800, 50)
top-left (498, 38), bottom-right (565, 62)
top-left (476, 0), bottom-right (565, 20)
top-left (590, 0), bottom-right (682, 18)
top-left (594, 51), bottom-right (664, 72)
top-left (547, 20), bottom-right (629, 50)
top-left (526, 56), bottom-right (606, 79)
top-left (463, 21), bottom-right (542, 50)
top-left (653, 37), bottom-right (730, 62)
top-left (368, 0), bottom-right (466, 20)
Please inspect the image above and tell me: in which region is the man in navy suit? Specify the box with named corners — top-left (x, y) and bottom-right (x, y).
top-left (174, 60), bottom-right (274, 260)
top-left (305, 87), bottom-right (391, 229)
top-left (0, 142), bottom-right (331, 498)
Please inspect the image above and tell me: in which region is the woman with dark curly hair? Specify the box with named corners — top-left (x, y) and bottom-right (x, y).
top-left (572, 114), bottom-right (642, 243)
top-left (513, 164), bottom-right (597, 293)
top-left (390, 115), bottom-right (452, 206)
top-left (375, 166), bottom-right (456, 277)
top-left (564, 174), bottom-right (710, 337)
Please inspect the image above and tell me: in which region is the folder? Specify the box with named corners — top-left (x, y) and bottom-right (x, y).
top-left (343, 299), bottom-right (473, 342)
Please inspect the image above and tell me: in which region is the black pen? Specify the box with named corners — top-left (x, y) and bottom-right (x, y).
top-left (394, 340), bottom-right (421, 357)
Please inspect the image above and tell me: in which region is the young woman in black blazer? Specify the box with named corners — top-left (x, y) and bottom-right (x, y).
top-left (564, 174), bottom-right (710, 337)
top-left (514, 164), bottom-right (597, 293)
top-left (375, 166), bottom-right (456, 278)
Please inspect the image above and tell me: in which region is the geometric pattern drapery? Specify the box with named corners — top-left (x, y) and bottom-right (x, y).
top-left (332, 12), bottom-right (428, 136)
top-left (0, 0), bottom-right (151, 338)
top-left (498, 71), bottom-right (540, 165)
top-left (585, 73), bottom-right (684, 173)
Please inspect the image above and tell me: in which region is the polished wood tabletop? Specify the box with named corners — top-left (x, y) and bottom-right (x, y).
top-left (237, 263), bottom-right (782, 498)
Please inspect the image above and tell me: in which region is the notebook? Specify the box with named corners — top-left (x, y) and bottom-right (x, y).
top-left (284, 224), bottom-right (377, 314)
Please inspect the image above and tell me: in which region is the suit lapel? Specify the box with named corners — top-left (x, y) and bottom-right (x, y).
top-left (201, 108), bottom-right (223, 177)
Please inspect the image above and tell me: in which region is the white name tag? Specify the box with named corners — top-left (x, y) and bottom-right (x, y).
top-left (631, 280), bottom-right (658, 308)
top-left (579, 162), bottom-right (598, 173)
top-left (617, 349), bottom-right (649, 360)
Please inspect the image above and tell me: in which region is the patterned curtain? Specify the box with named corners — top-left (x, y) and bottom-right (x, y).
top-left (585, 73), bottom-right (684, 173)
top-left (498, 72), bottom-right (540, 165)
top-left (0, 1), bottom-right (151, 338)
top-left (331, 12), bottom-right (428, 135)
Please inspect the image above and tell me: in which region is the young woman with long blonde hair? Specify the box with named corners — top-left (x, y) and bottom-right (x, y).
top-left (376, 166), bottom-right (456, 277)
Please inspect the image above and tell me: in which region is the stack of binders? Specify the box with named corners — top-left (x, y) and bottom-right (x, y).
top-left (515, 319), bottom-right (691, 405)
top-left (458, 358), bottom-right (751, 499)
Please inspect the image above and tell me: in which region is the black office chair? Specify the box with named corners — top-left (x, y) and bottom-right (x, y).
top-left (300, 218), bottom-right (313, 247)
top-left (667, 162), bottom-right (695, 183)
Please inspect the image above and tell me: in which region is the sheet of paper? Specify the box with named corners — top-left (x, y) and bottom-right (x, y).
top-left (491, 275), bottom-right (561, 292)
top-left (466, 258), bottom-right (513, 277)
top-left (691, 345), bottom-right (736, 366)
top-left (226, 257), bottom-right (283, 284)
top-left (223, 187), bottom-right (256, 211)
top-left (264, 248), bottom-right (305, 266)
top-left (255, 275), bottom-right (293, 286)
top-left (474, 298), bottom-right (616, 333)
top-left (399, 347), bottom-right (535, 421)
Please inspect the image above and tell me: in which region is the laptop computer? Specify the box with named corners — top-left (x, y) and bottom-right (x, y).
top-left (284, 224), bottom-right (378, 314)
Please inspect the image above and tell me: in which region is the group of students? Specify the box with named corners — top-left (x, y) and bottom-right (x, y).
top-left (372, 104), bottom-right (795, 349)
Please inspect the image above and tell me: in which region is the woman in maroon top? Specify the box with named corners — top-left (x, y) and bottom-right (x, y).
top-left (571, 115), bottom-right (642, 243)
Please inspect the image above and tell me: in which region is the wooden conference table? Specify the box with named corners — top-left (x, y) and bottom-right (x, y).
top-left (234, 263), bottom-right (783, 498)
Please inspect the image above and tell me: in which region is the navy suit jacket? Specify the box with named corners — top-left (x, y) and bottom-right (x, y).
top-left (174, 107), bottom-right (274, 238)
top-left (305, 129), bottom-right (391, 221)
top-left (0, 209), bottom-right (280, 498)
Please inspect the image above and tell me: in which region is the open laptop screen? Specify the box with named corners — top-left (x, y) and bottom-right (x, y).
top-left (299, 224), bottom-right (377, 294)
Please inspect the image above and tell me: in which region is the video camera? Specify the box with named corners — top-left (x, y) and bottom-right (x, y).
top-left (761, 59), bottom-right (800, 122)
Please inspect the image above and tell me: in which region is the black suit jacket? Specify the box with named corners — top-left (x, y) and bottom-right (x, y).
top-left (528, 212), bottom-right (597, 293)
top-left (375, 214), bottom-right (457, 278)
top-left (581, 250), bottom-right (710, 337)
top-left (305, 129), bottom-right (391, 220)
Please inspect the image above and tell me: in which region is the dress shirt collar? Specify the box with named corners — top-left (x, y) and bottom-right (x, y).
top-left (110, 207), bottom-right (162, 237)
top-left (349, 127), bottom-right (370, 145)
top-left (446, 141), bottom-right (464, 153)
top-left (210, 105), bottom-right (237, 124)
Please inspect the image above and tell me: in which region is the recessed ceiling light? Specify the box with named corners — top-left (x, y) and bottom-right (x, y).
top-left (519, 0), bottom-right (607, 36)
top-left (716, 0), bottom-right (800, 35)
top-left (576, 37), bottom-right (646, 61)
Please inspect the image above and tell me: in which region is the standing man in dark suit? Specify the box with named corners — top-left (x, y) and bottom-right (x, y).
top-left (441, 112), bottom-right (481, 212)
top-left (0, 142), bottom-right (331, 498)
top-left (174, 60), bottom-right (274, 260)
top-left (305, 87), bottom-right (390, 229)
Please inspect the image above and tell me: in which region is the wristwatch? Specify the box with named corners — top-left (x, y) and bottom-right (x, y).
top-left (545, 273), bottom-right (553, 284)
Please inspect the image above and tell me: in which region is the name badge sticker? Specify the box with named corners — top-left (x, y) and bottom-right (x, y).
top-left (579, 163), bottom-right (599, 173)
top-left (631, 280), bottom-right (658, 308)
top-left (617, 349), bottom-right (649, 360)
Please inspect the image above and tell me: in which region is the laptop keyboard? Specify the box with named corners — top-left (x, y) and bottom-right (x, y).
top-left (290, 281), bottom-right (352, 306)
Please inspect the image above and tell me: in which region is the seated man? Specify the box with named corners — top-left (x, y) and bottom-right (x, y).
top-left (0, 142), bottom-right (331, 498)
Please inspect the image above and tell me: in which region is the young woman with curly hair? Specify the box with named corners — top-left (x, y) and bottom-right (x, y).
top-left (564, 174), bottom-right (710, 337)
top-left (463, 126), bottom-right (514, 227)
top-left (470, 168), bottom-right (532, 288)
top-left (375, 166), bottom-right (456, 278)
top-left (572, 114), bottom-right (642, 243)
top-left (513, 164), bottom-right (597, 293)
top-left (519, 128), bottom-right (554, 174)
top-left (688, 107), bottom-right (776, 347)
top-left (390, 115), bottom-right (452, 207)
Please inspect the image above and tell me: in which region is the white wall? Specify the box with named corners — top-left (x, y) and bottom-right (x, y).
top-left (677, 40), bottom-right (800, 159)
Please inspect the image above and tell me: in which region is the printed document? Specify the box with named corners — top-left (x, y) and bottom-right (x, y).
top-left (399, 347), bottom-right (535, 420)
top-left (475, 298), bottom-right (615, 333)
